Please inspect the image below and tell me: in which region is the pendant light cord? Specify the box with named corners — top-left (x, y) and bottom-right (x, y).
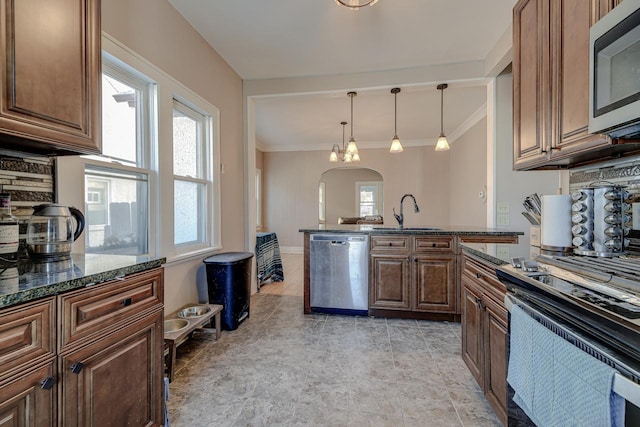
top-left (440, 87), bottom-right (444, 134)
top-left (394, 91), bottom-right (398, 135)
top-left (350, 93), bottom-right (354, 139)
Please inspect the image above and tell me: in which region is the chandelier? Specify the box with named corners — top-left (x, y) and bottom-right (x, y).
top-left (329, 121), bottom-right (354, 162)
top-left (334, 0), bottom-right (379, 10)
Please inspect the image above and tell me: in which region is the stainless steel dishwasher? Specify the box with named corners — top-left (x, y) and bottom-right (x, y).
top-left (309, 234), bottom-right (368, 315)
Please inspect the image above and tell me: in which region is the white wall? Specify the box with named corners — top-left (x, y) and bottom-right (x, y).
top-left (57, 0), bottom-right (245, 314)
top-left (322, 168), bottom-right (383, 224)
top-left (493, 70), bottom-right (565, 258)
top-left (263, 145), bottom-right (452, 248)
top-left (449, 119), bottom-right (488, 227)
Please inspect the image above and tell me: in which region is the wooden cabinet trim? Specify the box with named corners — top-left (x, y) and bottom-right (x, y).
top-left (59, 268), bottom-right (163, 352)
top-left (412, 236), bottom-right (455, 253)
top-left (59, 309), bottom-right (163, 426)
top-left (0, 297), bottom-right (55, 379)
top-left (370, 235), bottom-right (411, 253)
top-left (0, 360), bottom-right (56, 426)
top-left (0, 0), bottom-right (101, 155)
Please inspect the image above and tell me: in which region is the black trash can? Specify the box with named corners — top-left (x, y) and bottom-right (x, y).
top-left (203, 252), bottom-right (254, 331)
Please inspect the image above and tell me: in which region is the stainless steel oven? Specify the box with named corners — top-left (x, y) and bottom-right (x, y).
top-left (496, 256), bottom-right (640, 426)
top-left (589, 0), bottom-right (640, 138)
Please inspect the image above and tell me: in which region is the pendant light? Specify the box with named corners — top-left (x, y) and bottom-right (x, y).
top-left (329, 121), bottom-right (353, 162)
top-left (345, 91), bottom-right (360, 161)
top-left (435, 83), bottom-right (450, 151)
top-left (389, 87), bottom-right (403, 153)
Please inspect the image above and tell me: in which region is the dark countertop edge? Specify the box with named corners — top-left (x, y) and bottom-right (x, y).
top-left (461, 245), bottom-right (507, 266)
top-left (0, 258), bottom-right (166, 310)
top-left (299, 228), bottom-right (523, 236)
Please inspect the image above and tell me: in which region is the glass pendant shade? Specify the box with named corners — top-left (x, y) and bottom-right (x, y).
top-left (390, 136), bottom-right (403, 153)
top-left (435, 134), bottom-right (450, 151)
top-left (346, 138), bottom-right (359, 155)
top-left (344, 152), bottom-right (353, 162)
top-left (352, 152), bottom-right (360, 162)
top-left (334, 0), bottom-right (379, 10)
top-left (329, 150), bottom-right (338, 162)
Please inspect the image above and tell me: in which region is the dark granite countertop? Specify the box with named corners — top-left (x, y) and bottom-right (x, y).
top-left (461, 244), bottom-right (509, 266)
top-left (0, 254), bottom-right (166, 309)
top-left (299, 224), bottom-right (523, 237)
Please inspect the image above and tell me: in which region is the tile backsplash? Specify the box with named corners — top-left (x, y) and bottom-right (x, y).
top-left (0, 153), bottom-right (55, 221)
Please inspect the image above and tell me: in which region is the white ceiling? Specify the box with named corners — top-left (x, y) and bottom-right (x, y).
top-left (168, 0), bottom-right (517, 151)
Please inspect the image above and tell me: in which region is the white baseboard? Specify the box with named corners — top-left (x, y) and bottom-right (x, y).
top-left (280, 246), bottom-right (303, 254)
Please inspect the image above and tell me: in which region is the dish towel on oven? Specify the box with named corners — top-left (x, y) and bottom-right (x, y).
top-left (507, 304), bottom-right (626, 427)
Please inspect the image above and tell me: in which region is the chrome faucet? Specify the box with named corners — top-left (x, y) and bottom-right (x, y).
top-left (393, 194), bottom-right (420, 228)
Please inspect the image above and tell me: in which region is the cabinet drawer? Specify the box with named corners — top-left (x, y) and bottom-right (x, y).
top-left (0, 298), bottom-right (55, 378)
top-left (59, 268), bottom-right (163, 351)
top-left (370, 235), bottom-right (410, 252)
top-left (413, 236), bottom-right (455, 252)
top-left (463, 256), bottom-right (506, 304)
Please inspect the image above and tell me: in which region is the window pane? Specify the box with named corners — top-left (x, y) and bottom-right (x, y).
top-left (85, 167), bottom-right (148, 255)
top-left (173, 106), bottom-right (201, 178)
top-left (101, 74), bottom-right (138, 165)
top-left (174, 180), bottom-right (205, 245)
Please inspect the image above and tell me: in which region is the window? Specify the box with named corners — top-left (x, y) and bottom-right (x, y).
top-left (83, 54), bottom-right (155, 256)
top-left (319, 182), bottom-right (326, 223)
top-left (173, 99), bottom-right (213, 249)
top-left (356, 181), bottom-right (383, 217)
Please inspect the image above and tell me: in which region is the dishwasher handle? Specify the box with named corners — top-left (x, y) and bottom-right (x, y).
top-left (331, 241), bottom-right (347, 245)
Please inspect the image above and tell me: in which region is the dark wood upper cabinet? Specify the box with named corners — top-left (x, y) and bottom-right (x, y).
top-left (0, 0), bottom-right (101, 155)
top-left (513, 0), bottom-right (637, 170)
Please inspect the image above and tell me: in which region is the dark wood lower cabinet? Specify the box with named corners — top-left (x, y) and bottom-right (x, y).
top-left (413, 254), bottom-right (456, 312)
top-left (461, 254), bottom-right (508, 426)
top-left (60, 309), bottom-right (164, 427)
top-left (370, 254), bottom-right (411, 310)
top-left (0, 361), bottom-right (56, 426)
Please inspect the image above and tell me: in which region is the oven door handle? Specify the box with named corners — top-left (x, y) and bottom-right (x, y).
top-left (614, 373), bottom-right (640, 408)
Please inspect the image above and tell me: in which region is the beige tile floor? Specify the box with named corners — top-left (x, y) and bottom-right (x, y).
top-left (167, 253), bottom-right (501, 426)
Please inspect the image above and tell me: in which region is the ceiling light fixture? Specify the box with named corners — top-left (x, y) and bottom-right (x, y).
top-left (345, 91), bottom-right (360, 161)
top-left (435, 83), bottom-right (450, 151)
top-left (329, 121), bottom-right (353, 162)
top-left (334, 0), bottom-right (379, 10)
top-left (389, 88), bottom-right (403, 153)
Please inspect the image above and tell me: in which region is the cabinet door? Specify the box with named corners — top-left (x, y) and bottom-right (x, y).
top-left (0, 0), bottom-right (101, 155)
top-left (483, 297), bottom-right (509, 427)
top-left (59, 310), bottom-right (163, 427)
top-left (370, 254), bottom-right (411, 310)
top-left (413, 254), bottom-right (456, 313)
top-left (0, 361), bottom-right (56, 427)
top-left (461, 280), bottom-right (483, 386)
top-left (513, 0), bottom-right (551, 170)
top-left (549, 0), bottom-right (609, 158)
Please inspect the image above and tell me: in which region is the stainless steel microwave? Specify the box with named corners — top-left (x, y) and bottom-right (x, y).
top-left (589, 0), bottom-right (640, 138)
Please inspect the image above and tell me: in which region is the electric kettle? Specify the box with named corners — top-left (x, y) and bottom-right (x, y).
top-left (26, 204), bottom-right (85, 261)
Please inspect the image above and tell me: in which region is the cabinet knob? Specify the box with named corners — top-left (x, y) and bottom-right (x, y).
top-left (476, 272), bottom-right (482, 279)
top-left (475, 297), bottom-right (481, 304)
top-left (413, 258), bottom-right (417, 263)
top-left (388, 242), bottom-right (392, 246)
top-left (432, 243), bottom-right (437, 247)
top-left (40, 376), bottom-right (55, 390)
top-left (122, 297), bottom-right (132, 307)
top-left (70, 362), bottom-right (84, 374)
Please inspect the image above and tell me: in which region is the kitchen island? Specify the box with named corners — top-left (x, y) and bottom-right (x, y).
top-left (0, 253), bottom-right (166, 426)
top-left (299, 225), bottom-right (522, 320)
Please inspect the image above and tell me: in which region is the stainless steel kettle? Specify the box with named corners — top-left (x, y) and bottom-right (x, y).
top-left (26, 204), bottom-right (85, 261)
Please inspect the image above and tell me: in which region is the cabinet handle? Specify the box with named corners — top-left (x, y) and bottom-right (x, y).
top-left (122, 297), bottom-right (132, 307)
top-left (388, 242), bottom-right (393, 246)
top-left (70, 362), bottom-right (84, 374)
top-left (413, 258), bottom-right (417, 263)
top-left (40, 376), bottom-right (55, 390)
top-left (475, 297), bottom-right (481, 304)
top-left (476, 272), bottom-right (482, 279)
top-left (432, 243), bottom-right (437, 247)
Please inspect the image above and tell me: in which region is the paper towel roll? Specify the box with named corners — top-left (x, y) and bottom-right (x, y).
top-left (541, 195), bottom-right (572, 249)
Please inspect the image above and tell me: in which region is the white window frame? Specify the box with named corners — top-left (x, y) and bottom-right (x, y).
top-left (82, 52), bottom-right (157, 256)
top-left (255, 168), bottom-right (262, 230)
top-left (172, 97), bottom-right (214, 252)
top-left (57, 35), bottom-right (221, 262)
top-left (355, 181), bottom-right (383, 217)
